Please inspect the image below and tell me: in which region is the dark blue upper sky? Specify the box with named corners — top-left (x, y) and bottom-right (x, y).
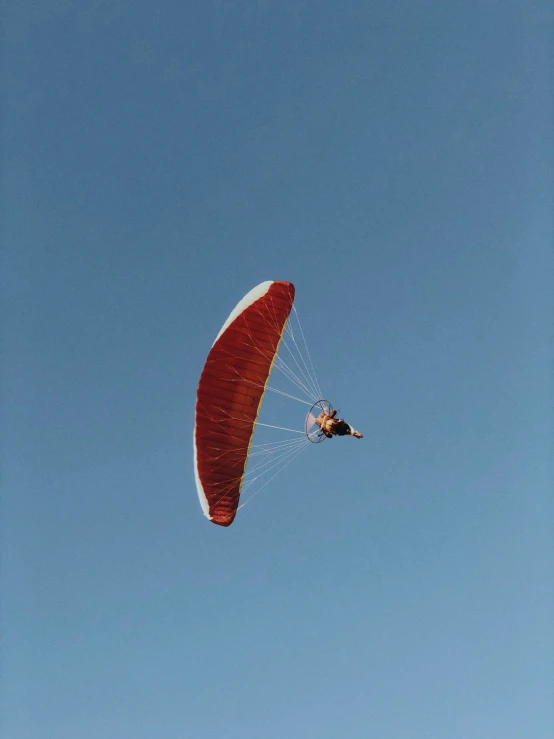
top-left (3, 2), bottom-right (552, 738)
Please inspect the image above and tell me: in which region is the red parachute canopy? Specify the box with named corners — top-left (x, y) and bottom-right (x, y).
top-left (194, 281), bottom-right (295, 526)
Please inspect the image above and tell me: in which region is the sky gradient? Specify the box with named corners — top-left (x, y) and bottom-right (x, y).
top-left (2, 2), bottom-right (553, 738)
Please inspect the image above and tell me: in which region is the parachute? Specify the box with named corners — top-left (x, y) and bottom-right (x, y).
top-left (194, 281), bottom-right (296, 526)
top-left (194, 281), bottom-right (362, 526)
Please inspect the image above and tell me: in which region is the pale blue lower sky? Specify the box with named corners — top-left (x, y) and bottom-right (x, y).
top-left (2, 2), bottom-right (553, 738)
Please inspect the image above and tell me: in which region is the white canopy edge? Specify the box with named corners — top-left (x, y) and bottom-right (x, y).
top-left (211, 281), bottom-right (273, 347)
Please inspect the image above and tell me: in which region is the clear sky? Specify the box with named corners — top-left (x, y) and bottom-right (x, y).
top-left (2, 2), bottom-right (553, 738)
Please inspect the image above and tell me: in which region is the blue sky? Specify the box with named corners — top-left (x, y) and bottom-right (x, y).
top-left (2, 2), bottom-right (552, 737)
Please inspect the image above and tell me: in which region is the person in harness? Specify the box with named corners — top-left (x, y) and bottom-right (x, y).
top-left (314, 409), bottom-right (363, 439)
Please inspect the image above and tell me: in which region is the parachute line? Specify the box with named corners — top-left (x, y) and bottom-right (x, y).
top-left (237, 441), bottom-right (310, 512)
top-left (292, 305), bottom-right (323, 400)
top-left (254, 422), bottom-right (307, 434)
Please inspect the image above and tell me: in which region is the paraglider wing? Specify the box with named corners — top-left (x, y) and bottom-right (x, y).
top-left (194, 281), bottom-right (295, 526)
